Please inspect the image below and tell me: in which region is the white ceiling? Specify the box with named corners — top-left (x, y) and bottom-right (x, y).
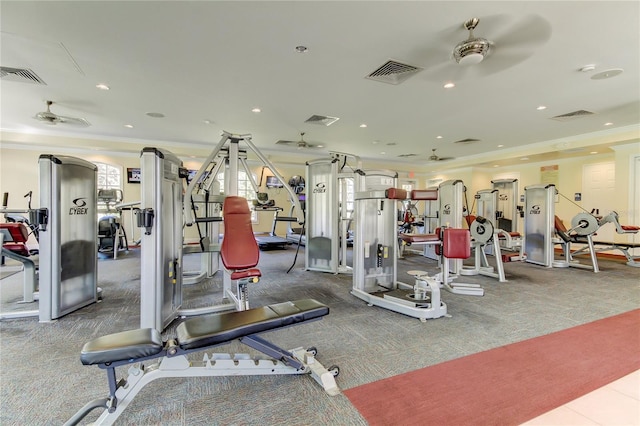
top-left (1, 1), bottom-right (639, 169)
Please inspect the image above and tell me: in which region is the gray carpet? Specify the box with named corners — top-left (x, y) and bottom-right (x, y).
top-left (1, 247), bottom-right (639, 425)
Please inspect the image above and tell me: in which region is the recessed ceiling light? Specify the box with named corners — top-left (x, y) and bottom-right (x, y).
top-left (96, 83), bottom-right (110, 90)
top-left (520, 157), bottom-right (529, 161)
top-left (317, 144), bottom-right (324, 148)
top-left (372, 140), bottom-right (379, 145)
top-left (591, 68), bottom-right (623, 80)
top-left (604, 122), bottom-right (613, 126)
top-left (497, 144), bottom-right (504, 148)
top-left (443, 82), bottom-right (455, 89)
top-left (124, 124), bottom-right (134, 128)
top-left (436, 136), bottom-right (443, 139)
top-left (295, 45), bottom-right (308, 53)
top-left (146, 112), bottom-right (165, 118)
top-left (380, 151), bottom-right (386, 155)
top-left (359, 123), bottom-right (367, 128)
top-left (590, 151), bottom-right (598, 154)
top-left (251, 108), bottom-right (261, 113)
top-left (579, 64), bottom-right (596, 73)
top-left (493, 165), bottom-right (499, 168)
top-left (536, 105), bottom-right (547, 110)
top-left (203, 119), bottom-right (214, 124)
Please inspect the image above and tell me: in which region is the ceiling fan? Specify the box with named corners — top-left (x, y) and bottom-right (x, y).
top-left (428, 149), bottom-right (453, 162)
top-left (275, 132), bottom-right (324, 149)
top-left (423, 14), bottom-right (552, 81)
top-left (34, 100), bottom-right (90, 127)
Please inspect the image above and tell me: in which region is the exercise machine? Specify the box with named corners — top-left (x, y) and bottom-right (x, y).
top-left (140, 147), bottom-right (232, 332)
top-left (524, 184), bottom-right (599, 271)
top-left (64, 299), bottom-right (340, 425)
top-left (1, 155), bottom-right (99, 321)
top-left (97, 189), bottom-right (128, 259)
top-left (476, 185), bottom-right (524, 261)
top-left (459, 216), bottom-right (508, 282)
top-left (305, 153), bottom-right (359, 274)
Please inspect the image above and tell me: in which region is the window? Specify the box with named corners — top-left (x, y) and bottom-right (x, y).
top-left (94, 162), bottom-right (123, 216)
top-left (216, 170), bottom-right (258, 222)
top-left (95, 162), bottom-right (122, 190)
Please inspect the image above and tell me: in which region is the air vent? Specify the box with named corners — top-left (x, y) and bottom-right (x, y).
top-left (0, 66), bottom-right (46, 85)
top-left (304, 115), bottom-right (340, 126)
top-left (550, 110), bottom-right (595, 121)
top-left (365, 60), bottom-right (423, 85)
top-left (398, 153), bottom-right (418, 158)
top-left (453, 138), bottom-right (481, 144)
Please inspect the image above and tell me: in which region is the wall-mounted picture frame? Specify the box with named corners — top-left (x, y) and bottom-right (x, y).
top-left (127, 168), bottom-right (141, 183)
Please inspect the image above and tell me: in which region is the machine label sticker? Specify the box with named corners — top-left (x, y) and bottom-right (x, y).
top-left (69, 197), bottom-right (89, 215)
top-left (529, 205), bottom-right (541, 215)
top-left (313, 183), bottom-right (327, 194)
top-left (442, 203), bottom-right (451, 215)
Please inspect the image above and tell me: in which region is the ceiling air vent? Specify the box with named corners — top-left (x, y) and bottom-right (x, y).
top-left (453, 138), bottom-right (481, 144)
top-left (0, 66), bottom-right (47, 85)
top-left (304, 115), bottom-right (340, 126)
top-left (398, 153), bottom-right (418, 158)
top-left (550, 110), bottom-right (595, 121)
top-left (365, 60), bottom-right (423, 85)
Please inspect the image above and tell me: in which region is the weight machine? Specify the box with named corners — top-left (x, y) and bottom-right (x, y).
top-left (353, 173), bottom-right (483, 322)
top-left (305, 152), bottom-right (359, 274)
top-left (523, 184), bottom-right (599, 272)
top-left (1, 155), bottom-right (99, 321)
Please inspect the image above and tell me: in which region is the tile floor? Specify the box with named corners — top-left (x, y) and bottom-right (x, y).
top-left (522, 370), bottom-right (640, 426)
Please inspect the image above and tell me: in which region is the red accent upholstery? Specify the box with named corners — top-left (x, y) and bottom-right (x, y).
top-left (498, 232), bottom-right (521, 238)
top-left (621, 225), bottom-right (640, 232)
top-left (0, 223), bottom-right (30, 256)
top-left (220, 197), bottom-right (260, 272)
top-left (554, 215), bottom-right (568, 233)
top-left (385, 188), bottom-right (407, 200)
top-left (442, 228), bottom-right (471, 259)
top-left (410, 189), bottom-right (438, 201)
top-left (399, 233), bottom-right (440, 244)
top-left (465, 215), bottom-right (476, 228)
top-left (230, 268), bottom-right (262, 280)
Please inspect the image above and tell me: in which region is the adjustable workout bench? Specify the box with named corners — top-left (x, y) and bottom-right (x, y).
top-left (65, 299), bottom-right (340, 425)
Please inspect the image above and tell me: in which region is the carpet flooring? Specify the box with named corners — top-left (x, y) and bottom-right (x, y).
top-left (345, 308), bottom-right (640, 426)
top-left (0, 247), bottom-right (638, 425)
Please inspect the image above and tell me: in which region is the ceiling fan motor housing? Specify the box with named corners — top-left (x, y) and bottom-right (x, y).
top-left (454, 37), bottom-right (491, 64)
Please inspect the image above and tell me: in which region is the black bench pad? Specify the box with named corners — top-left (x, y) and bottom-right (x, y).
top-left (79, 299), bottom-right (329, 365)
top-left (177, 299), bottom-right (328, 351)
top-left (81, 328), bottom-right (163, 366)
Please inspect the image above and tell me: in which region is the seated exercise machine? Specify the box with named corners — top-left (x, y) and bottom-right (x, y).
top-left (1, 155), bottom-right (99, 322)
top-left (553, 213), bottom-right (599, 272)
top-left (560, 211), bottom-right (640, 268)
top-left (1, 222), bottom-right (40, 305)
top-left (65, 198), bottom-right (340, 425)
top-left (459, 215), bottom-right (508, 282)
top-left (353, 175), bottom-right (483, 322)
top-left (97, 189), bottom-right (128, 259)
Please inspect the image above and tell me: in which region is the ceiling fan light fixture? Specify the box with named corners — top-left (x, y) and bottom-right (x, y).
top-left (453, 39), bottom-right (490, 65)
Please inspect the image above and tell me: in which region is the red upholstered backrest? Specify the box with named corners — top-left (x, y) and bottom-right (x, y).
top-left (442, 228), bottom-right (471, 259)
top-left (220, 196), bottom-right (259, 271)
top-left (0, 223), bottom-right (29, 243)
top-left (554, 215), bottom-right (568, 233)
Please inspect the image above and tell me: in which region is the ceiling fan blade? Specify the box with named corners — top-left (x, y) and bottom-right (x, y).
top-left (56, 115), bottom-right (91, 127)
top-left (490, 14), bottom-right (552, 51)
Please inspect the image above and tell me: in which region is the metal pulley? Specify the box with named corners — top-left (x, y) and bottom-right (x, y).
top-left (570, 212), bottom-right (599, 236)
top-left (470, 216), bottom-right (494, 244)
